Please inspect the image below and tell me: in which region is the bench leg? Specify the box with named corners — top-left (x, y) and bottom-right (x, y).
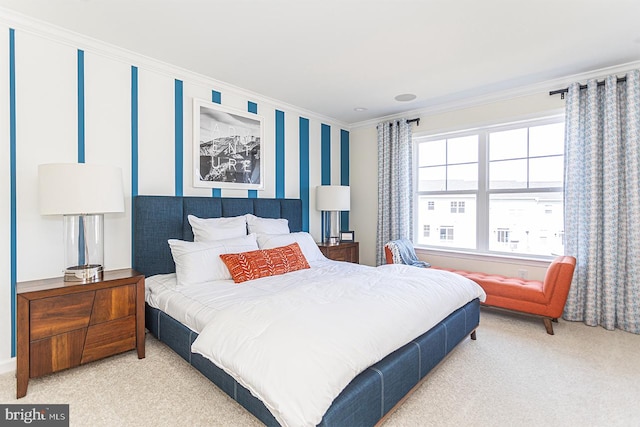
top-left (470, 330), bottom-right (477, 340)
top-left (543, 318), bottom-right (554, 335)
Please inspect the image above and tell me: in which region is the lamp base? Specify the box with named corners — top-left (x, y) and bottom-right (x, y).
top-left (64, 264), bottom-right (104, 283)
top-left (327, 236), bottom-right (340, 245)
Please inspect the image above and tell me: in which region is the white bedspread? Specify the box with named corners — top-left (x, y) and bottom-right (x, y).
top-left (188, 262), bottom-right (485, 427)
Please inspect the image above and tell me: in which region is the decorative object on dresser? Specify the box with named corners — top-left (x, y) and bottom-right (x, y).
top-left (339, 230), bottom-right (355, 242)
top-left (317, 241), bottom-right (359, 263)
top-left (16, 269), bottom-right (145, 398)
top-left (37, 163), bottom-right (125, 283)
top-left (315, 185), bottom-right (350, 245)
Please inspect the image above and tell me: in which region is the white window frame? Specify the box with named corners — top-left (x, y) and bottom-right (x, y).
top-left (413, 114), bottom-right (564, 260)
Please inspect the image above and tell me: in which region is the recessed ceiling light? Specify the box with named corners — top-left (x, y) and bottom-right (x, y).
top-left (394, 93), bottom-right (417, 102)
top-left (354, 107), bottom-right (368, 112)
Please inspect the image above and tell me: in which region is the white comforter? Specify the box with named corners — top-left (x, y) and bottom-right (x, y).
top-left (190, 262), bottom-right (486, 427)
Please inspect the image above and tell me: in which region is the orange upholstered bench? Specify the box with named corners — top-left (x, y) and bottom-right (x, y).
top-left (384, 247), bottom-right (576, 334)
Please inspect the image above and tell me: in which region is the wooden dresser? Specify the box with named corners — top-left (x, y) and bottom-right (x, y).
top-left (16, 268), bottom-right (145, 398)
top-left (317, 242), bottom-right (359, 264)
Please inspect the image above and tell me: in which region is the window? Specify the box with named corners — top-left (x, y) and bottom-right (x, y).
top-left (450, 201), bottom-right (466, 213)
top-left (415, 118), bottom-right (564, 257)
top-left (423, 224), bottom-right (430, 237)
top-left (497, 228), bottom-right (510, 243)
top-left (439, 226), bottom-right (454, 241)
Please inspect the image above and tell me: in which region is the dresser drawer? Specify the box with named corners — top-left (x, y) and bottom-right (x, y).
top-left (90, 284), bottom-right (136, 325)
top-left (328, 247), bottom-right (351, 262)
top-left (30, 328), bottom-right (87, 377)
top-left (82, 315), bottom-right (137, 364)
top-left (30, 292), bottom-right (94, 340)
top-left (318, 242), bottom-right (359, 263)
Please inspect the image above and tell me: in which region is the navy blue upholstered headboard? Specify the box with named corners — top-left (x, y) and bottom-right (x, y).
top-left (133, 196), bottom-right (303, 277)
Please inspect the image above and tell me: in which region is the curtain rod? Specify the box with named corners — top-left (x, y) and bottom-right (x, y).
top-left (377, 118), bottom-right (421, 129)
top-left (386, 118), bottom-right (420, 127)
top-left (549, 76), bottom-right (627, 99)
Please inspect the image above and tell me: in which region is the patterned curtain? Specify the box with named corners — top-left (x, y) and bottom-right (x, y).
top-left (563, 70), bottom-right (640, 334)
top-left (376, 119), bottom-right (413, 266)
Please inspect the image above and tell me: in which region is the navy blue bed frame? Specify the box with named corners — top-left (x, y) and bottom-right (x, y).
top-left (133, 195), bottom-right (480, 426)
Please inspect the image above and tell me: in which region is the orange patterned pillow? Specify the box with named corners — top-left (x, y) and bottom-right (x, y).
top-left (219, 242), bottom-right (310, 283)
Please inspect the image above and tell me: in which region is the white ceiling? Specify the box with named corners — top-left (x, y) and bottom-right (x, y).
top-left (1, 0), bottom-right (640, 124)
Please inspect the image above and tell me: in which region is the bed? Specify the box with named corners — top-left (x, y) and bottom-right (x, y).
top-left (133, 195), bottom-right (484, 426)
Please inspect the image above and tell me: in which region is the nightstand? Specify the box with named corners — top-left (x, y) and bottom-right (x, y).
top-left (318, 242), bottom-right (359, 263)
top-left (16, 268), bottom-right (145, 398)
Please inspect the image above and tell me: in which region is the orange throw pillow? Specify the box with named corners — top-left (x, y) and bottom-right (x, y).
top-left (220, 242), bottom-right (310, 283)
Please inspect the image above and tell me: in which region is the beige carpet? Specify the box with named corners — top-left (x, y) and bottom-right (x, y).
top-left (2, 310), bottom-right (639, 427)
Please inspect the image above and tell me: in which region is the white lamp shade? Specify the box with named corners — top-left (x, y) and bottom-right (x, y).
top-left (38, 163), bottom-right (125, 215)
top-left (316, 185), bottom-right (350, 211)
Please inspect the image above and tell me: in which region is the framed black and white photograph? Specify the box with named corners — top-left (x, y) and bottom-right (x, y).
top-left (193, 98), bottom-right (264, 190)
top-left (340, 231), bottom-right (355, 242)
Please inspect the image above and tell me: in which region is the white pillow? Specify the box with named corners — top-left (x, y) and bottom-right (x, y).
top-left (168, 234), bottom-right (258, 286)
top-left (188, 214), bottom-right (247, 242)
top-left (256, 232), bottom-right (326, 262)
top-left (245, 214), bottom-right (290, 235)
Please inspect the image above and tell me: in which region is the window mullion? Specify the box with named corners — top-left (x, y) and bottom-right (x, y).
top-left (476, 132), bottom-right (489, 251)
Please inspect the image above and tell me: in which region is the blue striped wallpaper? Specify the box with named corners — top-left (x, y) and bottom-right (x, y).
top-left (321, 124), bottom-right (331, 185)
top-left (247, 101), bottom-right (258, 199)
top-left (77, 49), bottom-right (86, 265)
top-left (211, 89), bottom-right (221, 105)
top-left (211, 90), bottom-right (222, 198)
top-left (275, 110), bottom-right (285, 198)
top-left (340, 129), bottom-right (350, 231)
top-left (299, 117), bottom-right (310, 232)
top-left (9, 28), bottom-right (17, 358)
top-left (77, 49), bottom-right (85, 163)
top-left (131, 66), bottom-right (139, 265)
top-left (131, 67), bottom-right (139, 199)
top-left (320, 124), bottom-right (331, 236)
top-left (174, 80), bottom-right (184, 197)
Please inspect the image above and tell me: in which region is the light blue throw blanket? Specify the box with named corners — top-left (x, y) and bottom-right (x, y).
top-left (386, 238), bottom-right (431, 268)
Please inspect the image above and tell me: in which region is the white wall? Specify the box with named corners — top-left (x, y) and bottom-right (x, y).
top-left (0, 14), bottom-right (349, 371)
top-left (350, 92), bottom-right (566, 271)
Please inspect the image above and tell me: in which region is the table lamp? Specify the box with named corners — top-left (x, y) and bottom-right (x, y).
top-left (38, 163), bottom-right (125, 283)
top-left (316, 185), bottom-right (350, 245)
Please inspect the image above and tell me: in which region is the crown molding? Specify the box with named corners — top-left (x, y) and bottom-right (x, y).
top-left (0, 7), bottom-right (349, 128)
top-left (350, 60), bottom-right (640, 130)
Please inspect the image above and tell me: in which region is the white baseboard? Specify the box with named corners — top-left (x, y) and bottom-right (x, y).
top-left (0, 357), bottom-right (16, 375)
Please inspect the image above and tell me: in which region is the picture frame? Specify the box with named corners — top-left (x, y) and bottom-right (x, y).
top-left (340, 231), bottom-right (355, 242)
top-left (193, 98), bottom-right (265, 190)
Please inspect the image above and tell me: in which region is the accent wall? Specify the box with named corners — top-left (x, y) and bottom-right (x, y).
top-left (0, 14), bottom-right (349, 372)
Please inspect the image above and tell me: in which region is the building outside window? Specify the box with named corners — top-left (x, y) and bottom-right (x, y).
top-left (450, 201), bottom-right (466, 213)
top-left (439, 226), bottom-right (454, 241)
top-left (415, 117), bottom-right (564, 257)
top-left (497, 228), bottom-right (510, 243)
